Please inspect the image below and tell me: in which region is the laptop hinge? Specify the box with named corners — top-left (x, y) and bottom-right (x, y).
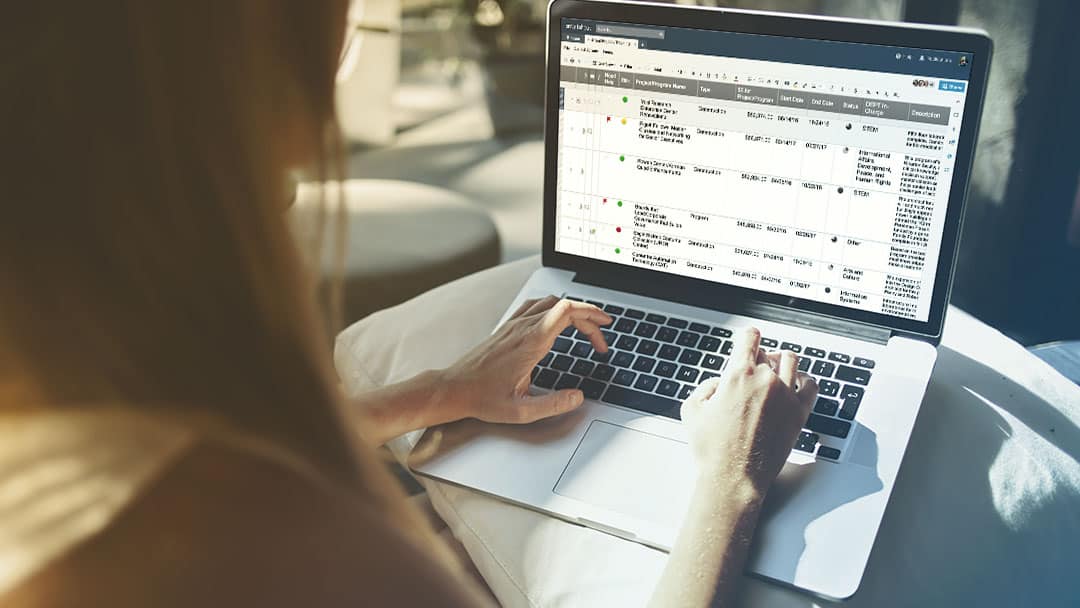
top-left (572, 271), bottom-right (892, 345)
top-left (738, 300), bottom-right (892, 345)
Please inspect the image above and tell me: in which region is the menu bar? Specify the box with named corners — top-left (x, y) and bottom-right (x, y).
top-left (561, 65), bottom-right (951, 126)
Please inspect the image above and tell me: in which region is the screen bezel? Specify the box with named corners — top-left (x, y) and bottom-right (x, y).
top-left (542, 0), bottom-right (993, 340)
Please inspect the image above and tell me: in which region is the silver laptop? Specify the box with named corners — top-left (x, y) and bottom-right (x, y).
top-left (413, 1), bottom-right (991, 600)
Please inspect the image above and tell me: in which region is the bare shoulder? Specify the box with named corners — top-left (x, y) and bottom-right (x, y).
top-left (4, 436), bottom-right (491, 608)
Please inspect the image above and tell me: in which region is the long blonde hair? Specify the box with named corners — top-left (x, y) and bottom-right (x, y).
top-left (1, 0), bottom-right (432, 549)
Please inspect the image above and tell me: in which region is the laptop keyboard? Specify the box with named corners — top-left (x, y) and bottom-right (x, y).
top-left (530, 296), bottom-right (876, 461)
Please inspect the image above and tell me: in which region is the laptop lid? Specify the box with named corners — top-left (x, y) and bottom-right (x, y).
top-left (541, 0), bottom-right (992, 341)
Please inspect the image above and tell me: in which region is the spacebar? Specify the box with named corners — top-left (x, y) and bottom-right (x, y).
top-left (601, 385), bottom-right (682, 420)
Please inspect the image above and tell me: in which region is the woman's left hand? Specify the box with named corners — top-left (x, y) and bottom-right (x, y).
top-left (441, 296), bottom-right (612, 424)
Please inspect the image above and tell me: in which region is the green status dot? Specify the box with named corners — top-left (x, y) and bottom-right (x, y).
top-left (615, 248), bottom-right (621, 254)
top-left (617, 200), bottom-right (623, 207)
top-left (619, 155), bottom-right (625, 162)
top-left (622, 96), bottom-right (628, 103)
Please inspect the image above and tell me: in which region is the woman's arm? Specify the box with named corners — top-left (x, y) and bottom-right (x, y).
top-left (348, 296), bottom-right (612, 446)
top-left (651, 473), bottom-right (764, 608)
top-left (649, 329), bottom-right (818, 608)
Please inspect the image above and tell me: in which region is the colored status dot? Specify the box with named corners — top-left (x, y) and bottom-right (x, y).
top-left (616, 226), bottom-right (622, 233)
top-left (606, 116), bottom-right (611, 122)
top-left (615, 248), bottom-right (621, 254)
top-left (621, 118), bottom-right (627, 125)
top-left (622, 96), bottom-right (628, 103)
top-left (617, 200), bottom-right (623, 207)
top-left (603, 197), bottom-right (607, 203)
top-left (619, 155), bottom-right (625, 162)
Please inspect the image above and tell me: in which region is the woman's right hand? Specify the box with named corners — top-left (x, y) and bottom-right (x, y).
top-left (680, 327), bottom-right (818, 499)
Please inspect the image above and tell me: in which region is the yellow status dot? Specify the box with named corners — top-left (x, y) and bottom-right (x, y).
top-left (621, 118), bottom-right (627, 125)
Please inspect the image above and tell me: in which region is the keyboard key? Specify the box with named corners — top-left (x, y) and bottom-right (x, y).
top-left (632, 356), bottom-right (656, 373)
top-left (540, 352), bottom-right (553, 367)
top-left (678, 349), bottom-right (703, 366)
top-left (689, 322), bottom-right (710, 333)
top-left (797, 357), bottom-right (811, 372)
top-left (811, 360), bottom-right (836, 377)
top-left (698, 336), bottom-right (722, 352)
top-left (654, 361), bottom-right (677, 378)
top-left (603, 304), bottom-right (625, 315)
top-left (804, 347), bottom-right (827, 358)
top-left (590, 350), bottom-right (612, 363)
top-left (580, 379), bottom-right (605, 400)
top-left (677, 331), bottom-right (701, 348)
top-left (574, 329), bottom-right (592, 341)
top-left (564, 296), bottom-right (583, 301)
top-left (702, 354), bottom-right (724, 370)
top-left (560, 326), bottom-right (574, 337)
top-left (571, 342), bottom-right (592, 358)
top-left (678, 384), bottom-right (694, 400)
top-left (813, 397), bottom-right (839, 416)
top-left (646, 313), bottom-right (667, 324)
top-left (840, 384), bottom-right (865, 402)
top-left (586, 300), bottom-right (605, 308)
top-left (571, 359), bottom-right (594, 376)
top-left (634, 374), bottom-right (659, 392)
top-left (591, 364), bottom-right (615, 382)
top-left (631, 337), bottom-right (656, 356)
top-left (836, 365), bottom-right (871, 386)
top-left (828, 352), bottom-right (851, 364)
top-left (853, 357), bottom-right (875, 369)
top-left (624, 309), bottom-right (646, 319)
top-left (615, 335), bottom-right (638, 351)
top-left (780, 342), bottom-right (802, 353)
top-left (720, 341), bottom-right (734, 355)
top-left (710, 326), bottom-right (733, 338)
top-left (839, 385), bottom-right (864, 419)
top-left (806, 414), bottom-right (851, 438)
top-left (794, 431), bottom-right (819, 453)
top-left (601, 385), bottom-right (681, 420)
top-left (531, 366), bottom-right (540, 381)
top-left (817, 445), bottom-right (842, 460)
top-left (818, 380), bottom-right (840, 397)
top-left (612, 369), bottom-right (637, 386)
top-left (554, 373), bottom-right (582, 390)
top-left (551, 354), bottom-right (574, 371)
top-left (612, 352), bottom-right (635, 368)
top-left (634, 322), bottom-right (658, 339)
top-left (534, 368), bottom-right (559, 388)
top-left (657, 379), bottom-right (680, 397)
top-left (614, 318), bottom-right (636, 333)
top-left (553, 337), bottom-right (572, 353)
top-left (656, 327), bottom-right (679, 343)
top-left (760, 337), bottom-right (778, 348)
top-left (666, 317), bottom-right (689, 329)
top-left (658, 344), bottom-right (681, 361)
top-left (601, 329), bottom-right (617, 344)
top-left (676, 366), bottom-right (700, 383)
top-left (700, 371), bottom-right (720, 383)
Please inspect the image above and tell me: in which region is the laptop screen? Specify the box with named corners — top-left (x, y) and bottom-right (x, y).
top-left (554, 18), bottom-right (974, 324)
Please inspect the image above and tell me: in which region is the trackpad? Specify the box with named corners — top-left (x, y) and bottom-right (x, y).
top-left (554, 421), bottom-right (696, 525)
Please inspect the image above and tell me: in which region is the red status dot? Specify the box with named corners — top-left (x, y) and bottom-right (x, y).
top-left (606, 116), bottom-right (611, 122)
top-left (603, 197), bottom-right (607, 202)
top-left (616, 227), bottom-right (622, 233)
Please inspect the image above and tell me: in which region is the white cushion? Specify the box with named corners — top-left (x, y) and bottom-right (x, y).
top-left (335, 256), bottom-right (1080, 607)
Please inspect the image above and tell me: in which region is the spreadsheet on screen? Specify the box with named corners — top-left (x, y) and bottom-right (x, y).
top-left (555, 18), bottom-right (973, 323)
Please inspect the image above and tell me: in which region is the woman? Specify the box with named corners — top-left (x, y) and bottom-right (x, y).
top-left (0, 1), bottom-right (817, 606)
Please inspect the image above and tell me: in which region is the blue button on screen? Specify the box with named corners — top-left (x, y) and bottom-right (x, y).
top-left (939, 80), bottom-right (967, 92)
